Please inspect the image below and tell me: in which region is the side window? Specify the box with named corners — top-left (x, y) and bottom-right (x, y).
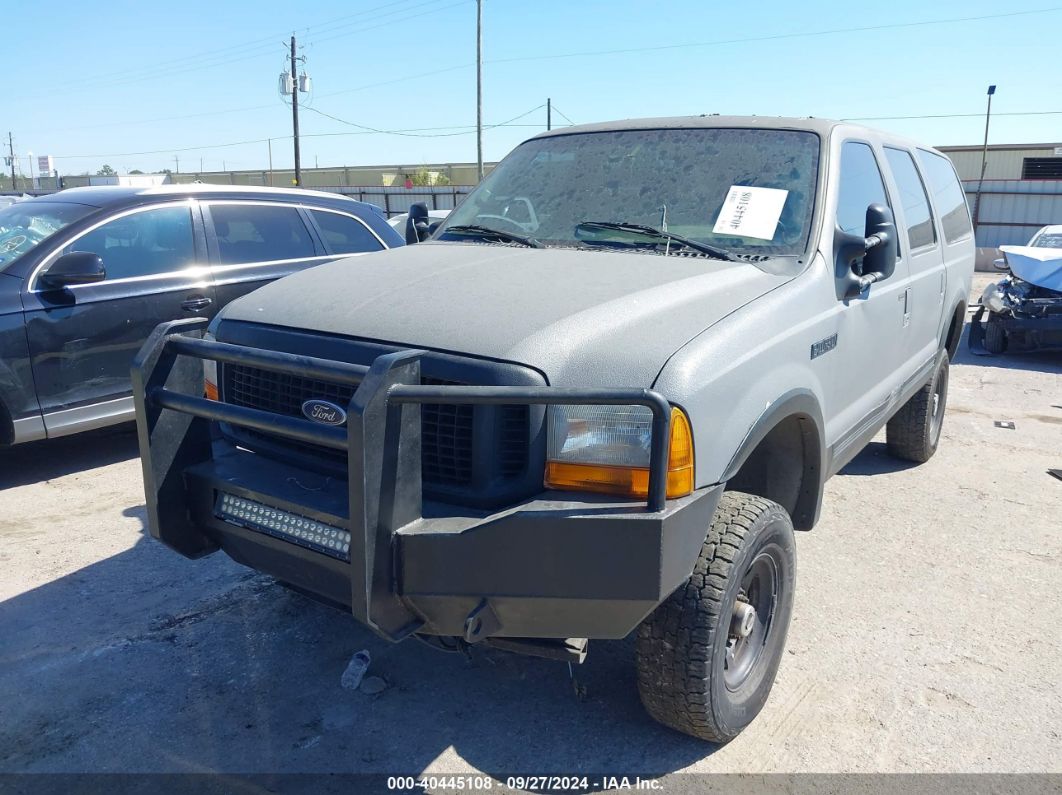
top-left (916, 149), bottom-right (972, 243)
top-left (67, 205), bottom-right (195, 281)
top-left (210, 204), bottom-right (316, 264)
top-left (836, 142), bottom-right (890, 236)
top-left (309, 209), bottom-right (383, 254)
top-left (884, 147), bottom-right (936, 249)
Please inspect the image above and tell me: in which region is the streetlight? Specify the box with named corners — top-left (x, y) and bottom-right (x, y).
top-left (972, 84), bottom-right (996, 237)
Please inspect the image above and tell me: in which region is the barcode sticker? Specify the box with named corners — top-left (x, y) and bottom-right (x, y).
top-left (712, 185), bottom-right (789, 241)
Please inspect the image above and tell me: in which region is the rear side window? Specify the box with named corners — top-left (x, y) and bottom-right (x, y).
top-left (308, 209), bottom-right (383, 254)
top-left (915, 150), bottom-right (972, 243)
top-left (836, 142), bottom-right (889, 236)
top-left (66, 205), bottom-right (196, 281)
top-left (210, 204), bottom-right (316, 264)
top-left (884, 148), bottom-right (936, 249)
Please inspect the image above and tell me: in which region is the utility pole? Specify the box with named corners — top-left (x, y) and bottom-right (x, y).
top-left (291, 34), bottom-right (302, 186)
top-left (7, 133), bottom-right (17, 191)
top-left (972, 84), bottom-right (996, 236)
top-left (174, 155), bottom-right (180, 174)
top-left (476, 0), bottom-right (483, 181)
top-left (267, 139), bottom-right (274, 186)
top-left (547, 97), bottom-right (551, 131)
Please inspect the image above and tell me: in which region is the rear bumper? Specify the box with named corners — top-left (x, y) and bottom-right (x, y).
top-left (132, 318), bottom-right (720, 643)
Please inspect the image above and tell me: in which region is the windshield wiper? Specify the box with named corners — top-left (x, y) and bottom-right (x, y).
top-left (575, 221), bottom-right (738, 261)
top-left (442, 224), bottom-right (543, 248)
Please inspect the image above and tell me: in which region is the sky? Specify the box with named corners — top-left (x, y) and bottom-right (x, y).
top-left (8, 0), bottom-right (1061, 177)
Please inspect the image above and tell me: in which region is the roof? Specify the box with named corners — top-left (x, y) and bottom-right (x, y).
top-left (32, 183), bottom-right (366, 209)
top-left (532, 115), bottom-right (846, 139)
top-left (936, 143), bottom-right (1061, 152)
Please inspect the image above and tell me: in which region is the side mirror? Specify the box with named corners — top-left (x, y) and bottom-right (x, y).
top-left (40, 251), bottom-right (106, 287)
top-left (405, 202), bottom-right (431, 245)
top-left (862, 204), bottom-right (897, 281)
top-left (835, 203), bottom-right (897, 299)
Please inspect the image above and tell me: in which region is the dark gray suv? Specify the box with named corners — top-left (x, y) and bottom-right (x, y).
top-left (0, 184), bottom-right (401, 446)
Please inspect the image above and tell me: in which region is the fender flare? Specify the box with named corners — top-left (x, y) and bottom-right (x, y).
top-left (719, 389), bottom-right (827, 530)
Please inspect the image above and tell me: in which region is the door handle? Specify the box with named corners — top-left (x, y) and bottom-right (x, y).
top-left (181, 295), bottom-right (213, 312)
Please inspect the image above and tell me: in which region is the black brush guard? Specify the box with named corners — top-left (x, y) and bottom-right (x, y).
top-left (132, 318), bottom-right (721, 644)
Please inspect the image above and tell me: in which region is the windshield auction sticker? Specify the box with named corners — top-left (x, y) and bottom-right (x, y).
top-left (713, 185), bottom-right (789, 240)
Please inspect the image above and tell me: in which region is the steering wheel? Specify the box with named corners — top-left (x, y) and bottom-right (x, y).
top-left (475, 214), bottom-right (528, 233)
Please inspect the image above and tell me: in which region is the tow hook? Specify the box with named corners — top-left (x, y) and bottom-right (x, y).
top-left (732, 602), bottom-right (756, 638)
top-left (463, 599), bottom-right (501, 643)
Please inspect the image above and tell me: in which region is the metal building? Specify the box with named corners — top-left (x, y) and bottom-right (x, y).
top-left (938, 143), bottom-right (1062, 181)
top-left (937, 143), bottom-right (1062, 265)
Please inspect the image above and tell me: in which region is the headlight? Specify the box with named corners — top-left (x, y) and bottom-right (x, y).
top-left (203, 329), bottom-right (218, 400)
top-left (544, 404), bottom-right (694, 500)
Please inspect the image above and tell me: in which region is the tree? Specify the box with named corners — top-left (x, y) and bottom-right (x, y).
top-left (129, 169), bottom-right (144, 175)
top-left (96, 164), bottom-right (116, 176)
top-left (408, 167), bottom-right (449, 187)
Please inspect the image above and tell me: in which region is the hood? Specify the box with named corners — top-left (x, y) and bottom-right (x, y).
top-left (1000, 245), bottom-right (1062, 292)
top-left (221, 243), bottom-right (791, 386)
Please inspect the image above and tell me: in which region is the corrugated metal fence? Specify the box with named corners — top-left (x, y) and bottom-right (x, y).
top-left (965, 179), bottom-right (1062, 248)
top-left (312, 185), bottom-right (473, 217)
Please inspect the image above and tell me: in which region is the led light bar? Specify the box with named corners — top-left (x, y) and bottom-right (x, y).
top-left (215, 492), bottom-right (350, 560)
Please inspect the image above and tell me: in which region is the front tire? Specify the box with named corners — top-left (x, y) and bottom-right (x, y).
top-left (886, 353), bottom-right (949, 463)
top-left (984, 316), bottom-right (1007, 354)
top-left (635, 492), bottom-right (796, 743)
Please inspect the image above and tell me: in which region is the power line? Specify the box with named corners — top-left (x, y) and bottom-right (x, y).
top-left (49, 111), bottom-right (562, 160)
top-left (14, 0), bottom-right (462, 102)
top-left (31, 5), bottom-right (1053, 135)
top-left (308, 0), bottom-right (468, 45)
top-left (489, 6), bottom-right (1062, 65)
top-left (842, 110), bottom-right (1062, 121)
top-left (300, 103), bottom-right (546, 137)
top-left (52, 136), bottom-right (282, 160)
top-left (22, 62), bottom-right (477, 136)
top-left (550, 106), bottom-right (576, 126)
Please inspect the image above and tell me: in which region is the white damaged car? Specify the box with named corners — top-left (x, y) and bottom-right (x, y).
top-left (971, 225), bottom-right (1062, 354)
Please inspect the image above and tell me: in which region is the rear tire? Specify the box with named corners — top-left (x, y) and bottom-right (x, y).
top-left (886, 353), bottom-right (949, 463)
top-left (984, 316), bottom-right (1007, 354)
top-left (635, 492), bottom-right (796, 743)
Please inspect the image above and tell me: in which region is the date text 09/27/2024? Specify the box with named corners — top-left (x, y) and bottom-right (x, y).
top-left (386, 775), bottom-right (663, 791)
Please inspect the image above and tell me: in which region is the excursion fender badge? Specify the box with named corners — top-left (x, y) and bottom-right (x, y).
top-left (810, 333), bottom-right (838, 360)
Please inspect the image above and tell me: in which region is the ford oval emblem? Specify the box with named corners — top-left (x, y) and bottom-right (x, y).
top-left (301, 399), bottom-right (347, 426)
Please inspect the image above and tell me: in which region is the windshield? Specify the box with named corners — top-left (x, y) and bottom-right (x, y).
top-left (0, 201), bottom-right (96, 269)
top-left (438, 128), bottom-right (820, 256)
top-left (1031, 231), bottom-right (1062, 249)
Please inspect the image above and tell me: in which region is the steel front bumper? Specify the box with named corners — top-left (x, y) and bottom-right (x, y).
top-left (131, 319), bottom-right (721, 644)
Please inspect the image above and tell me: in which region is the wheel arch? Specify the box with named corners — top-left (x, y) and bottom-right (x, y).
top-left (718, 390), bottom-right (826, 531)
top-left (942, 299), bottom-right (967, 360)
top-left (0, 396), bottom-right (11, 446)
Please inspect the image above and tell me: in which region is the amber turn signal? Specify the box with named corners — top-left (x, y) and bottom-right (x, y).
top-left (545, 406), bottom-right (694, 500)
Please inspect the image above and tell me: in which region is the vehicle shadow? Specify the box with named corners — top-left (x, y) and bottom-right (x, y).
top-left (953, 319), bottom-right (1062, 374)
top-left (0, 423), bottom-right (139, 489)
top-left (838, 441), bottom-right (918, 477)
top-left (0, 521), bottom-right (715, 782)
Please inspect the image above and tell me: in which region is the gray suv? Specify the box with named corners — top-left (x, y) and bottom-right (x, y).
top-left (132, 116), bottom-right (974, 742)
